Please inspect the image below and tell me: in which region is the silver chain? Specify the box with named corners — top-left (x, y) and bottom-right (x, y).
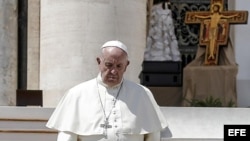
top-left (96, 79), bottom-right (123, 134)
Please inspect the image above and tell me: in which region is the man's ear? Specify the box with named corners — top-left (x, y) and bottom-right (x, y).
top-left (123, 60), bottom-right (130, 72)
top-left (96, 57), bottom-right (101, 64)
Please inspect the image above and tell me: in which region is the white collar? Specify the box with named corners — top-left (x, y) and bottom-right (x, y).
top-left (96, 73), bottom-right (123, 89)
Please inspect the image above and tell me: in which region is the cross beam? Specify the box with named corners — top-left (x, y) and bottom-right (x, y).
top-left (185, 0), bottom-right (248, 65)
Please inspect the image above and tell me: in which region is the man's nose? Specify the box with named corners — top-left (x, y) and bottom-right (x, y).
top-left (110, 68), bottom-right (118, 74)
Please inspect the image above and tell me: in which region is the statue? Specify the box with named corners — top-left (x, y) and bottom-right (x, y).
top-left (140, 2), bottom-right (182, 87)
top-left (144, 2), bottom-right (181, 61)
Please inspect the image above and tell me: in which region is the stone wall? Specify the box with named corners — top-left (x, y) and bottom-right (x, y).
top-left (0, 0), bottom-right (17, 106)
top-left (40, 0), bottom-right (148, 107)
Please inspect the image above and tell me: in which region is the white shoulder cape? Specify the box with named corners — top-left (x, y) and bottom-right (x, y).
top-left (46, 78), bottom-right (168, 135)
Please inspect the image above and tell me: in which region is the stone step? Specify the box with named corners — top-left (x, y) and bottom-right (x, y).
top-left (1, 106), bottom-right (250, 141)
top-left (0, 106), bottom-right (57, 141)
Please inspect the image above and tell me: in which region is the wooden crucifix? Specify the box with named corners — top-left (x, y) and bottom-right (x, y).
top-left (185, 0), bottom-right (248, 65)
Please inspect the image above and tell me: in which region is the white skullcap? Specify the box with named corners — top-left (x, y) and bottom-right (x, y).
top-left (101, 40), bottom-right (128, 55)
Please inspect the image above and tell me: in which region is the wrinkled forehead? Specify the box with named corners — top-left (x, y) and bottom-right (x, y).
top-left (102, 55), bottom-right (127, 64)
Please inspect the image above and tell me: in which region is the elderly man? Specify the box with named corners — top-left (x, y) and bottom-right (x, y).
top-left (46, 40), bottom-right (167, 141)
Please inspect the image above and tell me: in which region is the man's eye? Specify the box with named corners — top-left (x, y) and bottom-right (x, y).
top-left (105, 63), bottom-right (113, 68)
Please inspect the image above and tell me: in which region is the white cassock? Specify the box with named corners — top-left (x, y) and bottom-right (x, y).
top-left (46, 74), bottom-right (168, 141)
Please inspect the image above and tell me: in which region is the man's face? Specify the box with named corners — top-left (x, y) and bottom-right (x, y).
top-left (213, 5), bottom-right (219, 12)
top-left (97, 47), bottom-right (129, 87)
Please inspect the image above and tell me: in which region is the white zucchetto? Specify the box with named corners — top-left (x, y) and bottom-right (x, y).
top-left (101, 40), bottom-right (128, 55)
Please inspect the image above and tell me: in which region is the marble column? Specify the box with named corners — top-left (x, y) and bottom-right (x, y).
top-left (27, 0), bottom-right (40, 89)
top-left (0, 0), bottom-right (18, 106)
top-left (40, 0), bottom-right (148, 107)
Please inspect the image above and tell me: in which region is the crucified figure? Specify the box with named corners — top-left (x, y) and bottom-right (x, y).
top-left (195, 3), bottom-right (239, 60)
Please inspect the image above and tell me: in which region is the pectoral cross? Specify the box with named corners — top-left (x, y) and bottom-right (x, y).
top-left (185, 0), bottom-right (248, 65)
top-left (100, 120), bottom-right (112, 129)
top-left (100, 119), bottom-right (112, 137)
